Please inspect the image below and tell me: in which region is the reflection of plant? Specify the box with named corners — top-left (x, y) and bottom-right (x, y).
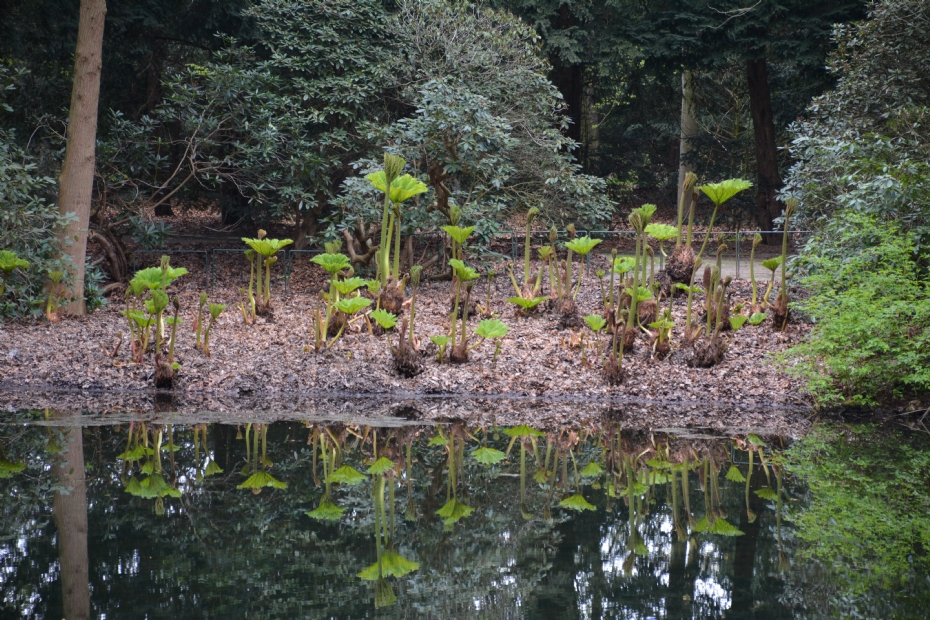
top-left (238, 424), bottom-right (287, 494)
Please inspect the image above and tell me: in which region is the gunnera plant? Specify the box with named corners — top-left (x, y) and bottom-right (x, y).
top-left (748, 233), bottom-right (764, 314)
top-left (242, 231), bottom-right (293, 316)
top-left (366, 152), bottom-right (427, 314)
top-left (393, 264), bottom-right (424, 377)
top-left (688, 275), bottom-right (732, 368)
top-left (202, 303), bottom-right (226, 358)
top-left (667, 172), bottom-right (699, 285)
top-left (772, 199), bottom-right (797, 331)
top-left (448, 259), bottom-right (481, 363)
top-left (44, 270), bottom-right (64, 323)
top-left (506, 208), bottom-right (548, 315)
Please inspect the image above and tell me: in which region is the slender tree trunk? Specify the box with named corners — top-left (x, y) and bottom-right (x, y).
top-left (746, 57), bottom-right (783, 245)
top-left (580, 69), bottom-right (599, 171)
top-left (53, 417), bottom-right (91, 620)
top-left (677, 71), bottom-right (698, 210)
top-left (57, 0), bottom-right (107, 315)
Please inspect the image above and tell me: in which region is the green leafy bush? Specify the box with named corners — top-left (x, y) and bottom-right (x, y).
top-left (0, 126), bottom-right (70, 317)
top-left (787, 424), bottom-right (930, 602)
top-left (780, 216), bottom-right (930, 405)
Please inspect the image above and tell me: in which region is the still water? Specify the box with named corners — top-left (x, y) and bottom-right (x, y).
top-left (1, 410), bottom-right (928, 619)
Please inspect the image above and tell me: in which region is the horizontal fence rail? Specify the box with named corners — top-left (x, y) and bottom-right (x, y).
top-left (135, 229), bottom-right (809, 293)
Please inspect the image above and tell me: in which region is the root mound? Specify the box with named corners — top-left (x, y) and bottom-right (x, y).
top-left (622, 326), bottom-right (637, 352)
top-left (392, 319), bottom-right (423, 377)
top-left (603, 356), bottom-right (625, 385)
top-left (558, 299), bottom-right (584, 330)
top-left (154, 361), bottom-right (174, 389)
top-left (255, 302), bottom-right (274, 318)
top-left (392, 344), bottom-right (423, 378)
top-left (327, 311), bottom-right (347, 338)
top-left (380, 279), bottom-right (405, 315)
top-left (666, 245), bottom-right (695, 285)
top-left (638, 300), bottom-right (657, 326)
top-left (772, 295), bottom-right (790, 331)
top-left (686, 337), bottom-right (728, 368)
top-left (449, 342), bottom-right (469, 364)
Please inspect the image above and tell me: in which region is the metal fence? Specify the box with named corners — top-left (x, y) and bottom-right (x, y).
top-left (139, 228), bottom-right (808, 294)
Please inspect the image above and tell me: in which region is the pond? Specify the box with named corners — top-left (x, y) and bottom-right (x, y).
top-left (1, 407), bottom-right (928, 619)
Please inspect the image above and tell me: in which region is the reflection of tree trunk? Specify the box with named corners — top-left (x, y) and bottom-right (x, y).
top-left (53, 420), bottom-right (90, 620)
top-left (667, 538), bottom-right (687, 618)
top-left (677, 71), bottom-right (698, 210)
top-left (747, 57), bottom-right (783, 244)
top-left (728, 464), bottom-right (766, 618)
top-left (212, 424), bottom-right (236, 474)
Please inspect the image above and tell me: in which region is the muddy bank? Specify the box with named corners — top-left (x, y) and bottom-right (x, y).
top-left (1, 260), bottom-right (811, 419)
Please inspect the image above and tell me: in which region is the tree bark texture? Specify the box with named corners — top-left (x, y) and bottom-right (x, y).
top-left (580, 70), bottom-right (599, 172)
top-left (677, 71), bottom-right (698, 210)
top-left (57, 0), bottom-right (107, 315)
top-left (53, 420), bottom-right (91, 620)
top-left (746, 57), bottom-right (784, 244)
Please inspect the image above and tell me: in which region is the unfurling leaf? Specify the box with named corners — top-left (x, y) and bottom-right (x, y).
top-left (370, 308), bottom-right (397, 330)
top-left (559, 494), bottom-right (596, 511)
top-left (472, 447), bottom-right (506, 465)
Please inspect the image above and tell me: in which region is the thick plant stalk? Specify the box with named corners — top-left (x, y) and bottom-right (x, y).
top-left (685, 190), bottom-right (698, 247)
top-left (524, 208), bottom-right (538, 289)
top-left (608, 249), bottom-right (617, 310)
top-left (168, 297), bottom-right (179, 364)
top-left (749, 234), bottom-right (762, 308)
top-left (449, 279), bottom-right (461, 349)
top-left (392, 204), bottom-right (402, 281)
top-left (779, 200), bottom-right (797, 302)
top-left (685, 258), bottom-right (702, 337)
top-left (676, 172), bottom-right (698, 247)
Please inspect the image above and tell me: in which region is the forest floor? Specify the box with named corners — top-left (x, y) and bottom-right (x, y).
top-left (0, 249), bottom-right (815, 434)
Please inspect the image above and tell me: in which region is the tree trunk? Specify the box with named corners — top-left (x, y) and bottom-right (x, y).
top-left (580, 69), bottom-right (599, 171)
top-left (677, 71), bottom-right (698, 210)
top-left (53, 418), bottom-right (91, 620)
top-left (57, 0), bottom-right (107, 315)
top-left (747, 57), bottom-right (783, 245)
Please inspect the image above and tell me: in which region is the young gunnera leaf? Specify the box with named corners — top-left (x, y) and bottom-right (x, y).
top-left (503, 425), bottom-right (545, 438)
top-left (725, 465), bottom-right (747, 483)
top-left (762, 256), bottom-right (783, 272)
top-left (366, 457), bottom-right (395, 475)
top-left (441, 225), bottom-right (476, 246)
top-left (709, 518), bottom-right (745, 536)
top-left (559, 494), bottom-right (596, 511)
top-left (429, 335), bottom-right (450, 348)
top-left (203, 459), bottom-right (223, 477)
top-left (472, 447), bottom-right (506, 465)
top-left (755, 487), bottom-right (778, 500)
top-left (437, 498), bottom-right (474, 525)
top-left (335, 296), bottom-right (371, 315)
top-left (506, 296), bottom-right (547, 310)
top-left (334, 277), bottom-right (367, 295)
top-left (730, 315), bottom-right (749, 331)
top-left (370, 309), bottom-right (397, 330)
top-left (584, 314), bottom-right (606, 333)
top-left (581, 462), bottom-right (604, 478)
top-left (306, 499), bottom-right (345, 521)
top-left (645, 223), bottom-right (678, 242)
top-left (699, 179), bottom-right (752, 206)
top-left (747, 434), bottom-right (766, 446)
top-left (237, 471), bottom-right (287, 491)
top-left (613, 257), bottom-right (635, 274)
top-left (428, 435), bottom-right (448, 446)
top-left (327, 465), bottom-right (366, 485)
top-left (474, 319), bottom-right (508, 340)
top-left (565, 236), bottom-right (602, 256)
top-left (748, 312), bottom-right (767, 325)
top-left (311, 252), bottom-right (351, 275)
top-left (358, 551), bottom-right (420, 580)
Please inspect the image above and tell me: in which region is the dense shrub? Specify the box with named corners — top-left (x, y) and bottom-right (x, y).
top-left (0, 126), bottom-right (70, 317)
top-left (783, 0), bottom-right (930, 255)
top-left (780, 216), bottom-right (930, 406)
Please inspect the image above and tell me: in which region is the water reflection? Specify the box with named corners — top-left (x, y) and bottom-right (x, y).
top-left (0, 414), bottom-right (898, 618)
